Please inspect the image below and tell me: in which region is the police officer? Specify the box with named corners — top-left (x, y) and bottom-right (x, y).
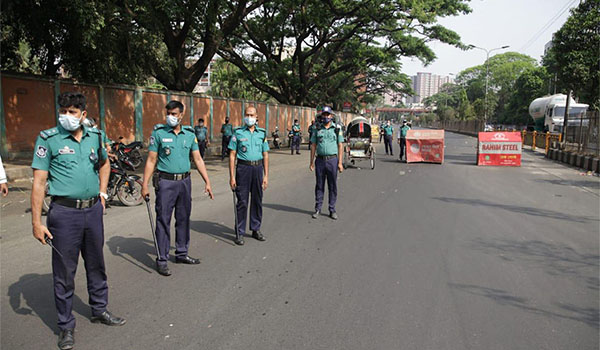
top-left (397, 120), bottom-right (411, 162)
top-left (379, 121), bottom-right (385, 142)
top-left (309, 106), bottom-right (344, 220)
top-left (31, 92), bottom-right (126, 350)
top-left (228, 106), bottom-right (269, 246)
top-left (194, 118), bottom-right (210, 158)
top-left (141, 100), bottom-right (214, 277)
top-left (221, 117), bottom-right (234, 160)
top-left (382, 120), bottom-right (394, 155)
top-left (290, 119), bottom-right (301, 155)
top-left (308, 119), bottom-right (316, 150)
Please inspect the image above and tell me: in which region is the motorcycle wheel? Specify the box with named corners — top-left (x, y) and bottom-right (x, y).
top-left (129, 149), bottom-right (143, 169)
top-left (116, 179), bottom-right (144, 206)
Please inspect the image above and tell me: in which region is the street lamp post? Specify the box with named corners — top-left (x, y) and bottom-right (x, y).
top-left (469, 45), bottom-right (509, 125)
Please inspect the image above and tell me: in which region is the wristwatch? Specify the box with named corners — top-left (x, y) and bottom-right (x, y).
top-left (99, 192), bottom-right (109, 200)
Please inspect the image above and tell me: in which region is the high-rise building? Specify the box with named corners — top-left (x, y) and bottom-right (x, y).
top-left (407, 72), bottom-right (454, 105)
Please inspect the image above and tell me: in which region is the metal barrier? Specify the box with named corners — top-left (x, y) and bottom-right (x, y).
top-left (521, 131), bottom-right (562, 153)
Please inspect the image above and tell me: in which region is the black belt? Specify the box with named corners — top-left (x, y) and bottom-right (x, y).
top-left (317, 155), bottom-right (338, 160)
top-left (237, 159), bottom-right (263, 166)
top-left (52, 196), bottom-right (99, 209)
top-left (158, 172), bottom-right (190, 180)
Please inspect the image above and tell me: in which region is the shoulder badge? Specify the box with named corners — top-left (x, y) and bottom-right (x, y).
top-left (39, 127), bottom-right (59, 140)
top-left (154, 124), bottom-right (165, 131)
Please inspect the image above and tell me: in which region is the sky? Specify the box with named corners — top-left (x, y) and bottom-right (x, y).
top-left (400, 0), bottom-right (582, 77)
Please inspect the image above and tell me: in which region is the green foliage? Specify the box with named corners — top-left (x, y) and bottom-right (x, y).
top-left (503, 66), bottom-right (550, 125)
top-left (543, 0), bottom-right (600, 110)
top-left (208, 59), bottom-right (272, 101)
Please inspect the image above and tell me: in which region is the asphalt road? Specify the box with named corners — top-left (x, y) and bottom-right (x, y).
top-left (1, 131), bottom-right (598, 350)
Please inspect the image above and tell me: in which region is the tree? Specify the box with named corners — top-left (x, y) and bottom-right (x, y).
top-left (208, 59), bottom-right (272, 100)
top-left (503, 66), bottom-right (550, 125)
top-left (218, 0), bottom-right (470, 106)
top-left (543, 0), bottom-right (600, 110)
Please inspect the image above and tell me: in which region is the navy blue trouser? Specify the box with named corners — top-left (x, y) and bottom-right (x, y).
top-left (291, 135), bottom-right (301, 153)
top-left (47, 200), bottom-right (108, 331)
top-left (384, 135), bottom-right (393, 155)
top-left (399, 137), bottom-right (406, 160)
top-left (222, 136), bottom-right (231, 158)
top-left (314, 157), bottom-right (338, 213)
top-left (155, 176), bottom-right (192, 267)
top-left (198, 140), bottom-right (207, 159)
top-left (235, 163), bottom-right (264, 236)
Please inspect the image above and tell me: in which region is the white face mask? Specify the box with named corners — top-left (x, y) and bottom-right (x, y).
top-left (59, 114), bottom-right (82, 131)
top-left (244, 116), bottom-right (257, 126)
top-left (166, 115), bottom-right (180, 127)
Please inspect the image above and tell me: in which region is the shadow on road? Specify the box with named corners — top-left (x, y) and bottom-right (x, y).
top-left (534, 178), bottom-right (600, 190)
top-left (106, 236), bottom-right (157, 273)
top-left (432, 197), bottom-right (597, 223)
top-left (469, 237), bottom-right (600, 291)
top-left (7, 273), bottom-right (90, 334)
top-left (444, 153), bottom-right (476, 165)
top-left (263, 203), bottom-right (314, 215)
top-left (190, 220), bottom-right (236, 246)
top-left (448, 283), bottom-right (599, 329)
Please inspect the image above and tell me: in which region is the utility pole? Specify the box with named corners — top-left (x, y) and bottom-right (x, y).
top-left (562, 90), bottom-right (571, 147)
top-left (469, 45), bottom-right (510, 125)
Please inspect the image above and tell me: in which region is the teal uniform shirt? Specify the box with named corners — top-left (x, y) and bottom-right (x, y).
top-left (398, 125), bottom-right (411, 138)
top-left (310, 123), bottom-right (344, 156)
top-left (31, 125), bottom-right (108, 200)
top-left (194, 125), bottom-right (208, 142)
top-left (292, 124), bottom-right (301, 136)
top-left (221, 123), bottom-right (234, 137)
top-left (148, 124), bottom-right (199, 174)
top-left (383, 124), bottom-right (394, 136)
top-left (228, 126), bottom-right (270, 161)
top-left (308, 124), bottom-right (315, 135)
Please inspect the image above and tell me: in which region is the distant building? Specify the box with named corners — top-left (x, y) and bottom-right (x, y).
top-left (407, 72), bottom-right (454, 105)
top-left (544, 40), bottom-right (554, 56)
top-left (192, 59), bottom-right (216, 93)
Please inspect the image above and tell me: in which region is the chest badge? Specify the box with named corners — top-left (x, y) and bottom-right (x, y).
top-left (89, 148), bottom-right (98, 162)
top-left (241, 146), bottom-right (247, 152)
top-left (165, 147), bottom-right (171, 156)
top-left (59, 146), bottom-right (75, 155)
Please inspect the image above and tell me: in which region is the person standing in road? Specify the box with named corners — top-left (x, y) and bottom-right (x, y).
top-left (30, 92), bottom-right (126, 350)
top-left (141, 100), bottom-right (214, 277)
top-left (291, 119), bottom-right (301, 155)
top-left (221, 117), bottom-right (234, 161)
top-left (382, 120), bottom-right (394, 155)
top-left (194, 118), bottom-right (210, 159)
top-left (228, 106), bottom-right (269, 246)
top-left (397, 120), bottom-right (411, 162)
top-left (379, 121), bottom-right (385, 143)
top-left (308, 119), bottom-right (316, 150)
top-left (0, 154), bottom-right (8, 196)
top-left (309, 106), bottom-right (344, 220)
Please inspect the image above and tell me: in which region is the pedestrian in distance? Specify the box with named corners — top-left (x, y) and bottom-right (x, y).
top-left (397, 120), bottom-right (411, 162)
top-left (30, 92), bottom-right (126, 350)
top-left (221, 117), bottom-right (234, 161)
top-left (308, 119), bottom-right (316, 150)
top-left (141, 100), bottom-right (214, 277)
top-left (379, 121), bottom-right (385, 143)
top-left (383, 120), bottom-right (394, 155)
top-left (194, 118), bottom-right (210, 159)
top-left (0, 154), bottom-right (8, 196)
top-left (291, 119), bottom-right (301, 155)
top-left (228, 106), bottom-right (269, 246)
top-left (309, 106), bottom-right (344, 220)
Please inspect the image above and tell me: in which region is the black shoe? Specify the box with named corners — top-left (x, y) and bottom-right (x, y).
top-left (296, 152), bottom-right (301, 155)
top-left (234, 237), bottom-right (245, 245)
top-left (175, 256), bottom-right (200, 264)
top-left (252, 231), bottom-right (266, 241)
top-left (157, 264), bottom-right (171, 276)
top-left (330, 211), bottom-right (338, 220)
top-left (58, 329), bottom-right (74, 350)
top-left (312, 210), bottom-right (320, 219)
top-left (90, 311), bottom-right (126, 326)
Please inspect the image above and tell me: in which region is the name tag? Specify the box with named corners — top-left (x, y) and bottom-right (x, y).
top-left (240, 138), bottom-right (248, 142)
top-left (162, 138), bottom-right (173, 142)
top-left (59, 146), bottom-right (75, 155)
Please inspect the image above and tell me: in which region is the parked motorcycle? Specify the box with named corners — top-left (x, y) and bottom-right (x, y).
top-left (107, 158), bottom-right (144, 206)
top-left (272, 130), bottom-right (281, 149)
top-left (112, 137), bottom-right (144, 169)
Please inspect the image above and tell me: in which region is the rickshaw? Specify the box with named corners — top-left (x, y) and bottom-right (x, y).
top-left (342, 116), bottom-right (375, 170)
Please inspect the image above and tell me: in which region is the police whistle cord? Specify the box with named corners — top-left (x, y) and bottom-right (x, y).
top-left (232, 189), bottom-right (240, 243)
top-left (45, 237), bottom-right (64, 258)
top-left (144, 195), bottom-right (161, 259)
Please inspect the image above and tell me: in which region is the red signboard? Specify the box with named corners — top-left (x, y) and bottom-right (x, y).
top-left (343, 101), bottom-right (351, 112)
top-left (477, 132), bottom-right (522, 166)
top-left (406, 129), bottom-right (445, 164)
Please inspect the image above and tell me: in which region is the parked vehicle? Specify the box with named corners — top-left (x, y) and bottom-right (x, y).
top-left (107, 158), bottom-right (144, 206)
top-left (529, 94), bottom-right (589, 133)
top-left (112, 137), bottom-right (144, 169)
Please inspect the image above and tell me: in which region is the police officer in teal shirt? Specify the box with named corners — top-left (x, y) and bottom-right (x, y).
top-left (221, 117), bottom-right (234, 160)
top-left (31, 92), bottom-right (126, 350)
top-left (228, 106), bottom-right (269, 245)
top-left (309, 106), bottom-right (344, 220)
top-left (382, 120), bottom-right (394, 155)
top-left (397, 120), bottom-right (411, 161)
top-left (142, 100), bottom-right (214, 276)
top-left (194, 118), bottom-right (210, 159)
